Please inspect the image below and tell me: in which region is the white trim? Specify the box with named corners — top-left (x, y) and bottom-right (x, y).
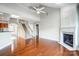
top-left (58, 42), bottom-right (76, 51)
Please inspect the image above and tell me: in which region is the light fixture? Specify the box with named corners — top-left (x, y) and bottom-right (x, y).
top-left (10, 14), bottom-right (19, 18)
top-left (29, 5), bottom-right (48, 15)
top-left (0, 13), bottom-right (3, 15)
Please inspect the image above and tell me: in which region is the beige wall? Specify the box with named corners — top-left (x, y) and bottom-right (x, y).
top-left (18, 23), bottom-right (26, 39)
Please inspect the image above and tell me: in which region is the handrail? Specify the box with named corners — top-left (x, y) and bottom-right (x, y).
top-left (26, 23), bottom-right (33, 33)
top-left (19, 21), bottom-right (34, 37)
top-left (24, 23), bottom-right (34, 37)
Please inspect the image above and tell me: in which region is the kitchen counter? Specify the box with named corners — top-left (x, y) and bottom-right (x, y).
top-left (0, 32), bottom-right (12, 50)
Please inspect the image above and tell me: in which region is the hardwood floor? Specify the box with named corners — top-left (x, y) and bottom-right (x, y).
top-left (0, 38), bottom-right (79, 56)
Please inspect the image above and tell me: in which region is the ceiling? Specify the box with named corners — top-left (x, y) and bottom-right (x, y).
top-left (0, 3), bottom-right (40, 22)
top-left (0, 3), bottom-right (77, 22)
top-left (41, 3), bottom-right (76, 8)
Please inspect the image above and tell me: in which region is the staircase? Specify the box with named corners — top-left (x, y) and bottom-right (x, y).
top-left (13, 21), bottom-right (36, 54)
top-left (20, 21), bottom-right (35, 39)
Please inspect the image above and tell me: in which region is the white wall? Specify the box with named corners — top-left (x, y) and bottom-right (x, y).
top-left (39, 8), bottom-right (60, 41)
top-left (61, 4), bottom-right (77, 28)
top-left (18, 23), bottom-right (26, 39)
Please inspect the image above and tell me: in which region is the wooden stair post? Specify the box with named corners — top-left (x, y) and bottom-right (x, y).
top-left (36, 24), bottom-right (39, 47)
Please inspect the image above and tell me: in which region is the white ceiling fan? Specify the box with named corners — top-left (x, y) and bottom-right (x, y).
top-left (29, 5), bottom-right (48, 15)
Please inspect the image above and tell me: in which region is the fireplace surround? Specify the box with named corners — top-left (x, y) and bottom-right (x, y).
top-left (60, 31), bottom-right (76, 51)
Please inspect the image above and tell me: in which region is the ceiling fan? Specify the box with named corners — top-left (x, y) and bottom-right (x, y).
top-left (29, 5), bottom-right (48, 15)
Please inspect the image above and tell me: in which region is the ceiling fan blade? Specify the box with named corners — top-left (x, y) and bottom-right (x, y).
top-left (40, 11), bottom-right (48, 15)
top-left (29, 6), bottom-right (36, 11)
top-left (33, 7), bottom-right (37, 10)
top-left (39, 7), bottom-right (45, 10)
top-left (40, 11), bottom-right (46, 13)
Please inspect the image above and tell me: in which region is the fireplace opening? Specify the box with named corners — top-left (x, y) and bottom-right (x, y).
top-left (63, 33), bottom-right (73, 47)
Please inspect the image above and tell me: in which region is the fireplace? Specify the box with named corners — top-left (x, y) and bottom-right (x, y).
top-left (60, 30), bottom-right (75, 50)
top-left (63, 33), bottom-right (73, 47)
